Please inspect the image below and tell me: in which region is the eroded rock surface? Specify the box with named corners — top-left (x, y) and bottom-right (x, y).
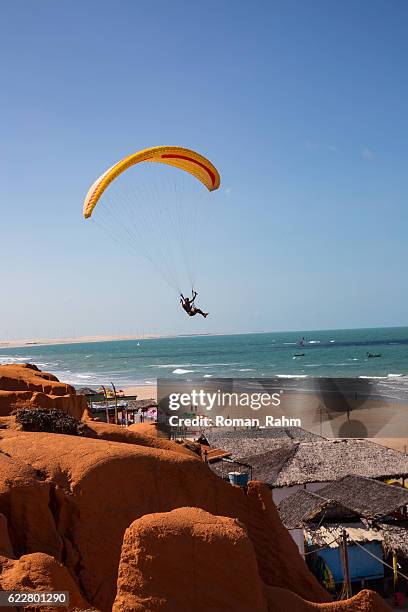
top-left (0, 367), bottom-right (391, 612)
top-left (0, 364), bottom-right (88, 420)
top-left (0, 428), bottom-right (329, 610)
top-left (113, 507), bottom-right (267, 612)
top-left (0, 552), bottom-right (90, 611)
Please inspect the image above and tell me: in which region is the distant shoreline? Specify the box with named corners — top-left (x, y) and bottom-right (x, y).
top-left (0, 332), bottom-right (224, 350)
top-left (0, 334), bottom-right (161, 350)
top-left (1, 325), bottom-right (408, 351)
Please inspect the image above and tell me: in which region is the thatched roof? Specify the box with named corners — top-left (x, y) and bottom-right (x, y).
top-left (212, 437), bottom-right (408, 487)
top-left (91, 399), bottom-right (157, 412)
top-left (380, 524), bottom-right (408, 557)
top-left (206, 429), bottom-right (321, 474)
top-left (317, 476), bottom-right (408, 519)
top-left (236, 445), bottom-right (298, 484)
top-left (277, 489), bottom-right (332, 529)
top-left (278, 476), bottom-right (408, 529)
top-left (129, 399), bottom-right (157, 410)
top-left (78, 387), bottom-right (99, 396)
top-left (272, 439), bottom-right (408, 487)
top-left (206, 427), bottom-right (321, 452)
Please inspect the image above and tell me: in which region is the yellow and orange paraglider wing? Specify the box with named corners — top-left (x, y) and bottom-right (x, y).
top-left (83, 146), bottom-right (220, 219)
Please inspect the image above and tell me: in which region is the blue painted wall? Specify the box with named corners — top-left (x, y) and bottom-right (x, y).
top-left (318, 542), bottom-right (384, 583)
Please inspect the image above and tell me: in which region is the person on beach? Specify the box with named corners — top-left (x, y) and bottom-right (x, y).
top-left (180, 291), bottom-right (209, 318)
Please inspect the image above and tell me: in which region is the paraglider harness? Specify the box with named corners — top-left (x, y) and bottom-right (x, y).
top-left (180, 291), bottom-right (197, 315)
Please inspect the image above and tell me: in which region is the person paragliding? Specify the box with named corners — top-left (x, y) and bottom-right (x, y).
top-left (180, 291), bottom-right (208, 318)
top-left (83, 146), bottom-right (220, 315)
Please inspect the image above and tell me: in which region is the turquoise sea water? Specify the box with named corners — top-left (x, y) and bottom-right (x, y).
top-left (1, 327), bottom-right (408, 391)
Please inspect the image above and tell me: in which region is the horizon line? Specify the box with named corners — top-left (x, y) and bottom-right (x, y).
top-left (1, 324), bottom-right (408, 351)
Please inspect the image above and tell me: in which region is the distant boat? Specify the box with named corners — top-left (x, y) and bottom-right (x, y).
top-left (298, 337), bottom-right (305, 347)
top-left (293, 353), bottom-right (305, 358)
top-left (367, 352), bottom-right (381, 358)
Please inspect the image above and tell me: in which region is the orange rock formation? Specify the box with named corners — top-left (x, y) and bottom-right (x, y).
top-left (262, 586), bottom-right (391, 611)
top-left (113, 508), bottom-right (391, 612)
top-left (85, 421), bottom-right (192, 456)
top-left (113, 507), bottom-right (267, 611)
top-left (0, 364), bottom-right (89, 420)
top-left (0, 552), bottom-right (90, 611)
top-left (0, 366), bottom-right (391, 612)
top-left (128, 421), bottom-right (167, 438)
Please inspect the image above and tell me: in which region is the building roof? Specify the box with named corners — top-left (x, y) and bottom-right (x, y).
top-left (277, 489), bottom-right (332, 530)
top-left (380, 524), bottom-right (408, 557)
top-left (273, 439), bottom-right (408, 487)
top-left (278, 476), bottom-right (408, 529)
top-left (317, 475), bottom-right (408, 519)
top-left (200, 445), bottom-right (231, 463)
top-left (237, 445), bottom-right (298, 483)
top-left (209, 436), bottom-right (408, 487)
top-left (130, 399), bottom-right (157, 409)
top-left (206, 428), bottom-right (320, 480)
top-left (206, 427), bottom-right (322, 451)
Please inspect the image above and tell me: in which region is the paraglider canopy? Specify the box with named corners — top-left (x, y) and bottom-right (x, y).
top-left (82, 146), bottom-right (221, 295)
top-left (83, 146), bottom-right (220, 219)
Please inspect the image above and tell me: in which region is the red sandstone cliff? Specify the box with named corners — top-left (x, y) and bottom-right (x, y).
top-left (113, 507), bottom-right (268, 611)
top-left (0, 427), bottom-right (390, 611)
top-left (0, 364), bottom-right (89, 420)
top-left (0, 428), bottom-right (329, 610)
top-left (113, 508), bottom-right (391, 612)
top-left (0, 552), bottom-right (90, 611)
top-left (0, 366), bottom-right (391, 612)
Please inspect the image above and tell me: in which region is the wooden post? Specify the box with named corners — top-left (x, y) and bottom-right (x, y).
top-left (111, 382), bottom-right (118, 425)
top-left (101, 386), bottom-right (109, 423)
top-left (340, 529), bottom-right (352, 599)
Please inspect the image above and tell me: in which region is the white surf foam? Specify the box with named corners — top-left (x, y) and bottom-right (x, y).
top-left (0, 355), bottom-right (33, 364)
top-left (153, 363), bottom-right (237, 369)
top-left (305, 362), bottom-right (357, 368)
top-left (277, 374), bottom-right (308, 379)
top-left (359, 375), bottom-right (388, 380)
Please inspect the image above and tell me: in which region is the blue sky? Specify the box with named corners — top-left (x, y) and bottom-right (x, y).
top-left (1, 0), bottom-right (407, 339)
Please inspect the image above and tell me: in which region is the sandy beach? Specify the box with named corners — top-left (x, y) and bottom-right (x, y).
top-left (124, 384), bottom-right (157, 400)
top-left (0, 331), bottom-right (232, 350)
top-left (370, 437), bottom-right (408, 453)
top-left (0, 334), bottom-right (160, 350)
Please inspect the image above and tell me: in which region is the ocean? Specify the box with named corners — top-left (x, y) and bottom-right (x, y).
top-left (1, 327), bottom-right (408, 395)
